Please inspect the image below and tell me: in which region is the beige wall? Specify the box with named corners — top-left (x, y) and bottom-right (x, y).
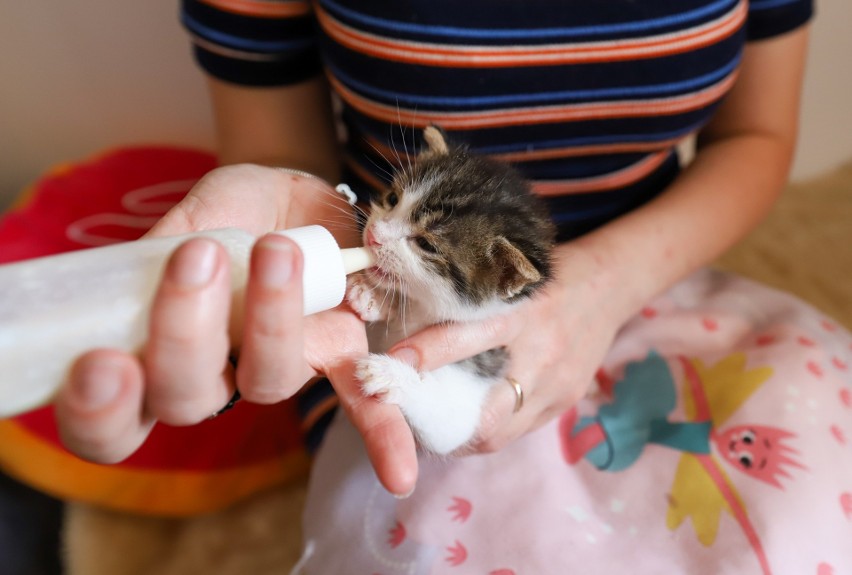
top-left (0, 1), bottom-right (214, 208)
top-left (1, 1), bottom-right (850, 209)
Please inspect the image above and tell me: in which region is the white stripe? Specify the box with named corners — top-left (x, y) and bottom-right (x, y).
top-left (190, 34), bottom-right (286, 62)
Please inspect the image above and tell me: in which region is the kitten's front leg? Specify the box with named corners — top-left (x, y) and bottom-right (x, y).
top-left (357, 355), bottom-right (492, 455)
top-left (346, 273), bottom-right (393, 322)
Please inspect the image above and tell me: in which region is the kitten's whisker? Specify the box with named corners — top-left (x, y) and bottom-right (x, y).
top-left (313, 218), bottom-right (361, 233)
top-left (400, 277), bottom-right (411, 340)
top-left (296, 192), bottom-right (364, 223)
top-left (398, 112), bottom-right (413, 177)
top-left (409, 107), bottom-right (419, 174)
top-left (387, 119), bottom-right (404, 175)
top-left (365, 156), bottom-right (396, 183)
top-left (393, 103), bottom-right (415, 179)
top-left (364, 140), bottom-right (400, 177)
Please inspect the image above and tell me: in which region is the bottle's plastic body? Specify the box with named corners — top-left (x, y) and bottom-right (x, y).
top-left (0, 226), bottom-right (372, 418)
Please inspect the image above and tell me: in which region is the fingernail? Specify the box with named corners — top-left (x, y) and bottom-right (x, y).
top-left (72, 359), bottom-right (123, 410)
top-left (393, 486), bottom-right (415, 499)
top-left (390, 347), bottom-right (419, 370)
top-left (169, 239), bottom-right (218, 287)
top-left (257, 235), bottom-right (294, 288)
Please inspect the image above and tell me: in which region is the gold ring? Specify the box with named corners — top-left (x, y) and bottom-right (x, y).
top-left (507, 377), bottom-right (524, 413)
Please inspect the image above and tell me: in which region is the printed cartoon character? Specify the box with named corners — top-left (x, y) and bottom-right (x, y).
top-left (715, 425), bottom-right (804, 488)
top-left (559, 352), bottom-right (805, 575)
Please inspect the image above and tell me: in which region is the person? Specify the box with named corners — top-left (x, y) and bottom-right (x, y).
top-left (53, 0), bottom-right (812, 502)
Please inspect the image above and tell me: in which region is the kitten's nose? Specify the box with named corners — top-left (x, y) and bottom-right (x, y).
top-left (365, 227), bottom-right (381, 247)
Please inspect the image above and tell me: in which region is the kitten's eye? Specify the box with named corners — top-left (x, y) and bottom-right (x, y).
top-left (738, 453), bottom-right (753, 469)
top-left (414, 236), bottom-right (437, 253)
top-left (386, 192), bottom-right (399, 208)
top-left (741, 431), bottom-right (755, 445)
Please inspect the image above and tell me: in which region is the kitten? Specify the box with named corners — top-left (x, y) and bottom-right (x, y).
top-left (347, 126), bottom-right (555, 455)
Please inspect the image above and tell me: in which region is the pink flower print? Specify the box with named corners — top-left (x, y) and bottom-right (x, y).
top-left (489, 570), bottom-right (517, 575)
top-left (387, 521), bottom-right (406, 549)
top-left (447, 497), bottom-right (472, 523)
top-left (798, 336), bottom-right (816, 347)
top-left (445, 541), bottom-right (467, 567)
top-left (840, 388), bottom-right (852, 409)
top-left (822, 320), bottom-right (838, 332)
top-left (818, 562), bottom-right (835, 575)
top-left (841, 492), bottom-right (852, 521)
top-left (702, 317), bottom-right (719, 332)
top-left (832, 357), bottom-right (848, 371)
top-left (755, 334), bottom-right (776, 347)
top-left (807, 361), bottom-right (824, 378)
top-left (830, 425), bottom-right (847, 446)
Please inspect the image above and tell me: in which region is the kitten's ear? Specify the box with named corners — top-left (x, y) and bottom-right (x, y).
top-left (489, 236), bottom-right (542, 299)
top-left (420, 125), bottom-right (450, 158)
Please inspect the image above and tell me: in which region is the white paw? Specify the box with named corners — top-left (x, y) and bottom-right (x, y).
top-left (346, 274), bottom-right (387, 322)
top-left (356, 354), bottom-right (420, 405)
top-left (357, 358), bottom-right (493, 456)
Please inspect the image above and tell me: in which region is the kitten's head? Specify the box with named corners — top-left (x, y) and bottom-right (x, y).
top-left (363, 126), bottom-right (555, 319)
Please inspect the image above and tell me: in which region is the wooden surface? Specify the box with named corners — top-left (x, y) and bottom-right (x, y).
top-left (717, 159), bottom-right (852, 329)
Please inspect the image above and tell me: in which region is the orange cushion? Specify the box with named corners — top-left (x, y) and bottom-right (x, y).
top-left (0, 147), bottom-right (309, 516)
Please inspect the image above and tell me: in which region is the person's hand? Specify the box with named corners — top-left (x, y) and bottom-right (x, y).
top-left (53, 164), bottom-right (417, 496)
top-left (385, 244), bottom-right (629, 453)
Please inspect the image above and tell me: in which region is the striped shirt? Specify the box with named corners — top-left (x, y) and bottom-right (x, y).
top-left (181, 0), bottom-right (812, 448)
top-left (182, 0), bottom-right (811, 240)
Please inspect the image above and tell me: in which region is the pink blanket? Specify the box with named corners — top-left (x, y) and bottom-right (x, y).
top-left (300, 270), bottom-right (852, 575)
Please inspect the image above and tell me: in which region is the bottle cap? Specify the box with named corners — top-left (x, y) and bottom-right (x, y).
top-left (274, 225), bottom-right (347, 315)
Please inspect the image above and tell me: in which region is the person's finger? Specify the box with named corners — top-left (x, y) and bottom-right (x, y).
top-left (55, 350), bottom-right (155, 463)
top-left (236, 234), bottom-right (312, 403)
top-left (469, 377), bottom-right (523, 454)
top-left (144, 238), bottom-right (234, 425)
top-left (326, 358), bottom-right (418, 497)
top-left (387, 312), bottom-right (519, 372)
top-left (470, 365), bottom-right (588, 454)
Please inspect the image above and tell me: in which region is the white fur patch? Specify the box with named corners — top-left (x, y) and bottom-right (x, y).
top-left (357, 354), bottom-right (495, 455)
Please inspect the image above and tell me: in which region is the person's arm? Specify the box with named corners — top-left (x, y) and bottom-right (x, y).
top-left (54, 79), bottom-right (419, 496)
top-left (574, 26), bottom-right (810, 324)
top-left (386, 27), bottom-right (810, 452)
top-left (207, 76), bottom-right (341, 180)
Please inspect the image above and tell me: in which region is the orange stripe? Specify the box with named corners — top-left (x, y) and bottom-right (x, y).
top-left (199, 0), bottom-right (310, 18)
top-left (330, 70), bottom-right (738, 130)
top-left (530, 150), bottom-right (671, 196)
top-left (317, 2), bottom-right (745, 68)
top-left (360, 132), bottom-right (681, 165)
top-left (492, 137), bottom-right (683, 163)
top-left (0, 420), bottom-right (309, 517)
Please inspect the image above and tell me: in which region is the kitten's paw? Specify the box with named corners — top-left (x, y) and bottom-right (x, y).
top-left (356, 354), bottom-right (420, 405)
top-left (346, 274), bottom-right (387, 322)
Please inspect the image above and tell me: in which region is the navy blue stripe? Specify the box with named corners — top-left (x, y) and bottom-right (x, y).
top-left (345, 108), bottom-right (704, 159)
top-left (750, 0), bottom-right (802, 10)
top-left (321, 0), bottom-right (737, 41)
top-left (477, 124), bottom-right (703, 156)
top-left (550, 202), bottom-right (632, 222)
top-left (295, 378), bottom-right (337, 417)
top-left (182, 13), bottom-right (316, 52)
top-left (328, 55), bottom-right (740, 110)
